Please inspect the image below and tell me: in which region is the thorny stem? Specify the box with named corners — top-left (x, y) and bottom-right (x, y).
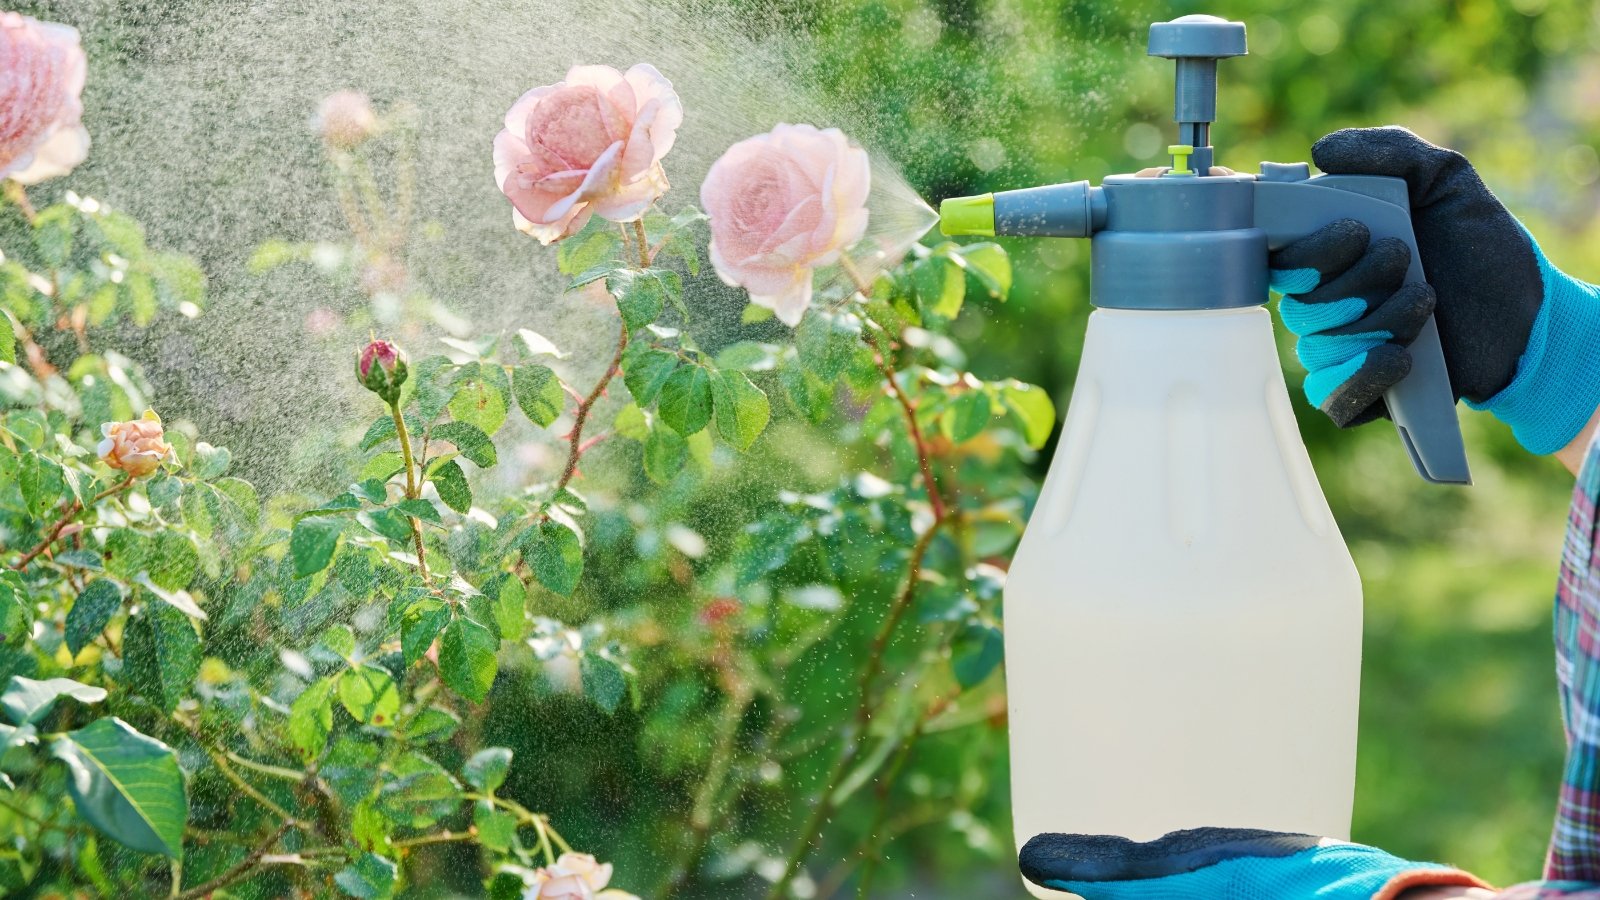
top-left (766, 255), bottom-right (960, 900)
top-left (545, 220), bottom-right (650, 507)
top-left (10, 476), bottom-right (135, 571)
top-left (390, 401), bottom-right (431, 585)
top-left (839, 255), bottom-right (947, 520)
top-left (172, 821), bottom-right (293, 900)
top-left (659, 681), bottom-right (754, 899)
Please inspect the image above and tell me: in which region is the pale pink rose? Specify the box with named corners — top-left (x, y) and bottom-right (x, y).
top-left (493, 64), bottom-right (683, 244)
top-left (0, 13), bottom-right (90, 185)
top-left (701, 124), bottom-right (870, 326)
top-left (550, 854), bottom-right (612, 890)
top-left (314, 90), bottom-right (378, 150)
top-left (520, 862), bottom-right (638, 900)
top-left (97, 410), bottom-right (172, 478)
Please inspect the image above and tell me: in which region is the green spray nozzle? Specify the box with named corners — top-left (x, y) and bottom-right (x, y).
top-left (939, 193), bottom-right (995, 237)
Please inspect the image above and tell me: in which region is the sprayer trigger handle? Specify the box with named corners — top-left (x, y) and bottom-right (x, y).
top-left (1254, 173), bottom-right (1471, 485)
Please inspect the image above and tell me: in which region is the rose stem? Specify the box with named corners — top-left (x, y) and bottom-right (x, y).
top-left (389, 400), bottom-right (431, 585)
top-left (765, 255), bottom-right (959, 900)
top-left (545, 220), bottom-right (650, 509)
top-left (10, 476), bottom-right (135, 571)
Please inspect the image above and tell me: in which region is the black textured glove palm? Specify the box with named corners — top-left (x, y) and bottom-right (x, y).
top-left (1273, 126), bottom-right (1600, 453)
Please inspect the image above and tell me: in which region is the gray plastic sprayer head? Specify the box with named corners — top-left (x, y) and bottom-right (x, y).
top-left (1147, 14), bottom-right (1247, 175)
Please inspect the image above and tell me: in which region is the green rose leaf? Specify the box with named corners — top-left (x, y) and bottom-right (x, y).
top-left (474, 803), bottom-right (517, 853)
top-left (607, 268), bottom-right (681, 331)
top-left (956, 241), bottom-right (1013, 299)
top-left (1000, 381), bottom-right (1057, 450)
top-left (289, 677), bottom-right (336, 761)
top-left (2, 676), bottom-right (107, 725)
top-left (334, 851), bottom-right (397, 900)
top-left (580, 652), bottom-right (627, 715)
top-left (612, 403), bottom-right (648, 441)
top-left (191, 442), bottom-right (232, 480)
top-left (526, 520), bottom-right (583, 597)
top-left (290, 518), bottom-right (342, 578)
top-left (912, 255), bottom-right (966, 319)
top-left (463, 746), bottom-right (512, 793)
top-left (401, 707), bottom-right (460, 744)
top-left (394, 498), bottom-right (442, 524)
top-left (511, 364), bottom-right (564, 428)
top-left (643, 424), bottom-right (686, 485)
top-left (338, 665), bottom-right (400, 727)
top-left (447, 368), bottom-right (509, 436)
top-left (622, 347), bottom-right (679, 406)
top-left (51, 717), bottom-right (187, 858)
top-left (484, 574), bottom-right (527, 642)
top-left (951, 622), bottom-right (1004, 688)
top-left (0, 571), bottom-right (32, 648)
top-left (432, 421), bottom-right (497, 468)
top-left (134, 572), bottom-right (207, 621)
top-left (439, 615), bottom-right (498, 703)
top-left (122, 602), bottom-right (200, 713)
top-left (658, 365), bottom-right (713, 436)
top-left (147, 531), bottom-right (199, 592)
top-left (65, 579), bottom-right (125, 656)
top-left (943, 390), bottom-right (995, 444)
top-left (377, 750), bottom-right (461, 829)
top-left (429, 459), bottom-right (472, 514)
top-left (401, 599), bottom-right (449, 668)
top-left (710, 370), bottom-right (771, 451)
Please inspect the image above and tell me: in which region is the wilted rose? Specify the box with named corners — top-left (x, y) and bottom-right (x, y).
top-left (357, 338), bottom-right (408, 404)
top-left (493, 64), bottom-right (683, 244)
top-left (0, 12), bottom-right (90, 185)
top-left (97, 410), bottom-right (172, 478)
top-left (314, 89), bottom-right (378, 150)
top-left (701, 123), bottom-right (870, 326)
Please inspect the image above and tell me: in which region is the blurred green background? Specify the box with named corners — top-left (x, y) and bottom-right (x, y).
top-left (784, 0), bottom-right (1597, 884)
top-left (23, 0), bottom-right (1600, 891)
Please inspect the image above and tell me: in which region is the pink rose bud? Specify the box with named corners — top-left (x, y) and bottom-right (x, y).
top-left (0, 12), bottom-right (90, 185)
top-left (97, 410), bottom-right (173, 478)
top-left (357, 338), bottom-right (408, 404)
top-left (493, 64), bottom-right (683, 244)
top-left (701, 124), bottom-right (871, 326)
top-left (314, 90), bottom-right (378, 150)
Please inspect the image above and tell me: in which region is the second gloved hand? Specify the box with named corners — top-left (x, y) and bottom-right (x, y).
top-left (1020, 827), bottom-right (1493, 900)
top-left (1275, 126), bottom-right (1600, 454)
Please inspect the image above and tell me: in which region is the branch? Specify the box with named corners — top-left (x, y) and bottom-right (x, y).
top-left (173, 820), bottom-right (292, 900)
top-left (390, 402), bottom-right (431, 584)
top-left (10, 476), bottom-right (135, 571)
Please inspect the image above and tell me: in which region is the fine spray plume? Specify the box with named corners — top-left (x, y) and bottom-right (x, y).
top-left (936, 14), bottom-right (1472, 900)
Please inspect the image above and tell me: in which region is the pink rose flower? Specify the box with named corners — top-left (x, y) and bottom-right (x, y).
top-left (520, 854), bottom-right (638, 900)
top-left (701, 124), bottom-right (871, 326)
top-left (493, 64), bottom-right (683, 244)
top-left (97, 410), bottom-right (173, 478)
top-left (0, 12), bottom-right (90, 185)
top-left (314, 90), bottom-right (378, 150)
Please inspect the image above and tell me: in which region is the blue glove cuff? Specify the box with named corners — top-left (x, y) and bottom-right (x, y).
top-left (1466, 238), bottom-right (1600, 455)
top-left (1036, 843), bottom-right (1451, 900)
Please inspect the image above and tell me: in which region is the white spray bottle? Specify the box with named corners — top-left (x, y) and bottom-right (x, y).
top-left (937, 14), bottom-right (1471, 899)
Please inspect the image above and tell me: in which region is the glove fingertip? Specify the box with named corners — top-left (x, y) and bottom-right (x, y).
top-left (1319, 344), bottom-right (1412, 428)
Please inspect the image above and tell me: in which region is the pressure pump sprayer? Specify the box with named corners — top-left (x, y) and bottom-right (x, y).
top-left (938, 14), bottom-right (1470, 900)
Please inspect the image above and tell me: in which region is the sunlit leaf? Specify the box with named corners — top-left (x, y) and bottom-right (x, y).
top-left (1, 676), bottom-right (106, 725)
top-left (51, 717), bottom-right (186, 858)
top-left (289, 677), bottom-right (335, 761)
top-left (334, 851), bottom-right (397, 900)
top-left (658, 365), bottom-right (713, 436)
top-left (1000, 381), bottom-right (1057, 450)
top-left (439, 616), bottom-right (498, 703)
top-left (432, 421), bottom-right (497, 468)
top-left (290, 518), bottom-right (342, 578)
top-left (511, 364), bottom-right (564, 428)
top-left (429, 459), bottom-right (471, 514)
top-left (338, 665), bottom-right (399, 726)
top-left (710, 371), bottom-right (770, 451)
top-left (401, 599), bottom-right (448, 668)
top-left (122, 602), bottom-right (199, 713)
top-left (526, 520), bottom-right (583, 597)
top-left (463, 746), bottom-right (512, 793)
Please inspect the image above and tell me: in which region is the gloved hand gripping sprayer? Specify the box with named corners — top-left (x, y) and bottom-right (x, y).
top-left (937, 15), bottom-right (1470, 899)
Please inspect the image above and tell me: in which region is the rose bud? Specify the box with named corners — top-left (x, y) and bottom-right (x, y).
top-left (97, 409), bottom-right (173, 478)
top-left (357, 339), bottom-right (408, 404)
top-left (314, 90), bottom-right (378, 151)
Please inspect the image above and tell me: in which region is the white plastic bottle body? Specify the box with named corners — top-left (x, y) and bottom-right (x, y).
top-left (1004, 306), bottom-right (1362, 900)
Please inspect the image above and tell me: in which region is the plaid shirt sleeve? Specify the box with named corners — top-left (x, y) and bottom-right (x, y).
top-left (1502, 433), bottom-right (1600, 897)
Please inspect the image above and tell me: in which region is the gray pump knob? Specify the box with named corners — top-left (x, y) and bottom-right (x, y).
top-left (1147, 14), bottom-right (1248, 176)
top-left (1147, 14), bottom-right (1247, 59)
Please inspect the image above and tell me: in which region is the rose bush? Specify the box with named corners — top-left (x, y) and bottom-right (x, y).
top-left (2, 26), bottom-right (1046, 899)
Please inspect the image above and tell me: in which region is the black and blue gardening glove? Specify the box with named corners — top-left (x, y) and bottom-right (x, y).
top-left (1274, 126), bottom-right (1600, 454)
top-left (1019, 828), bottom-right (1492, 899)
